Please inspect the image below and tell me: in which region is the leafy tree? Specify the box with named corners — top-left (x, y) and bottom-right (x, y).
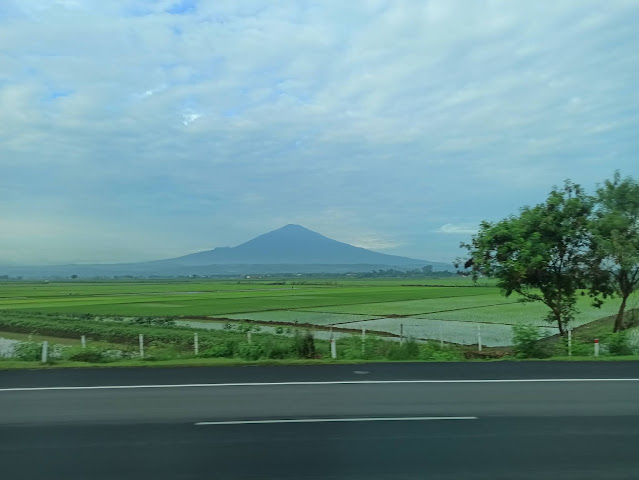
top-left (512, 324), bottom-right (547, 358)
top-left (590, 172), bottom-right (639, 332)
top-left (460, 181), bottom-right (592, 335)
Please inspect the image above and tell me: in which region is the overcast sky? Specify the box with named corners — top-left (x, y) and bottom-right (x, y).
top-left (1, 0), bottom-right (638, 265)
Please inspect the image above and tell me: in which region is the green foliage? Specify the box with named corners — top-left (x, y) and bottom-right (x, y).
top-left (126, 317), bottom-right (176, 327)
top-left (402, 337), bottom-right (420, 359)
top-left (63, 346), bottom-right (111, 363)
top-left (142, 345), bottom-right (187, 361)
top-left (605, 332), bottom-right (634, 356)
top-left (462, 181), bottom-right (593, 335)
top-left (0, 311), bottom-right (320, 362)
top-left (0, 311), bottom-right (237, 349)
top-left (419, 342), bottom-right (464, 361)
top-left (199, 341), bottom-right (237, 358)
top-left (589, 171), bottom-right (639, 332)
top-left (512, 324), bottom-right (548, 358)
top-left (293, 331), bottom-right (316, 359)
top-left (351, 266), bottom-right (454, 278)
top-left (238, 343), bottom-right (266, 360)
top-left (337, 335), bottom-right (463, 361)
top-left (568, 339), bottom-right (595, 356)
top-left (13, 341), bottom-right (42, 361)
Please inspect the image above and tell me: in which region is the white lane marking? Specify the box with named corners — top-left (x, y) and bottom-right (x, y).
top-left (195, 416), bottom-right (478, 426)
top-left (0, 378), bottom-right (638, 393)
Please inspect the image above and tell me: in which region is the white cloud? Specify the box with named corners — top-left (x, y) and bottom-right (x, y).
top-left (349, 237), bottom-right (404, 251)
top-left (181, 112), bottom-right (202, 126)
top-left (434, 224), bottom-right (478, 235)
top-left (0, 1), bottom-right (638, 264)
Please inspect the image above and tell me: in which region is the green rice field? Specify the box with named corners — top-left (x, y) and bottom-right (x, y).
top-left (1, 279), bottom-right (634, 346)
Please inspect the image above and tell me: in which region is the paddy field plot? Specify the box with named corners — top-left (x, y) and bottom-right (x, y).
top-left (0, 283), bottom-right (497, 317)
top-left (0, 280), bottom-right (630, 347)
top-left (417, 295), bottom-right (636, 327)
top-left (295, 294), bottom-right (517, 316)
top-left (224, 310), bottom-right (382, 326)
top-left (333, 317), bottom-right (557, 347)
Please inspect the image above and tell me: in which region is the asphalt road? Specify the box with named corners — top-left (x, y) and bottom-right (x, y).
top-left (1, 362), bottom-right (638, 479)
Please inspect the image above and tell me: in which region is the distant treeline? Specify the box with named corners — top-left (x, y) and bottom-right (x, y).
top-left (0, 267), bottom-right (456, 282)
top-left (347, 266), bottom-right (455, 278)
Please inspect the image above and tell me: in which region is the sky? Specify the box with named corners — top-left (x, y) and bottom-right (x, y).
top-left (1, 0), bottom-right (638, 265)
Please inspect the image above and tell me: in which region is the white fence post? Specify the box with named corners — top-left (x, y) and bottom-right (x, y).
top-left (594, 338), bottom-right (599, 357)
top-left (247, 331), bottom-right (252, 344)
top-left (139, 334), bottom-right (144, 358)
top-left (477, 325), bottom-right (482, 352)
top-left (362, 328), bottom-right (366, 356)
top-left (41, 341), bottom-right (48, 363)
top-left (329, 326), bottom-right (337, 359)
top-left (568, 329), bottom-right (572, 357)
top-left (439, 323), bottom-right (444, 348)
top-left (81, 335), bottom-right (86, 349)
top-left (400, 324), bottom-right (404, 345)
top-left (194, 333), bottom-right (199, 356)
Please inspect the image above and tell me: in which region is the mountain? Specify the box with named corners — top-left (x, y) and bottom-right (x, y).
top-left (1, 225), bottom-right (451, 278)
top-left (161, 224), bottom-right (429, 266)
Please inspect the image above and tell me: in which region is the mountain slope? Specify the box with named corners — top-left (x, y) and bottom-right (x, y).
top-left (163, 224), bottom-right (427, 266)
top-left (1, 225), bottom-right (451, 278)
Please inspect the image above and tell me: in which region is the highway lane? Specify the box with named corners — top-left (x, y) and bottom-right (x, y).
top-left (2, 360), bottom-right (638, 388)
top-left (1, 363), bottom-right (638, 479)
top-left (2, 414), bottom-right (639, 479)
top-left (2, 380), bottom-right (639, 424)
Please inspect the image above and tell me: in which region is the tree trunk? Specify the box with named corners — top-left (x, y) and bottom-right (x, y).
top-left (613, 295), bottom-right (628, 333)
top-left (557, 321), bottom-right (565, 336)
top-left (555, 310), bottom-right (566, 336)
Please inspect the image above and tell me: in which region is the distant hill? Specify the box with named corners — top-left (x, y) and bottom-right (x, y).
top-left (161, 224), bottom-right (431, 266)
top-left (1, 225), bottom-right (452, 278)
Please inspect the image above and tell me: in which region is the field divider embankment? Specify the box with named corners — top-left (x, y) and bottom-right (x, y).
top-left (180, 316), bottom-right (399, 338)
top-left (200, 292), bottom-right (501, 317)
top-left (294, 301), bottom-right (517, 320)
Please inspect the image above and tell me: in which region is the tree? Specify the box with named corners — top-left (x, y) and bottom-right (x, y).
top-left (460, 181), bottom-right (592, 335)
top-left (590, 172), bottom-right (639, 332)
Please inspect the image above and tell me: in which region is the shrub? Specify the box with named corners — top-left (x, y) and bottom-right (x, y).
top-left (606, 332), bottom-right (634, 356)
top-left (260, 339), bottom-right (295, 359)
top-left (420, 341), bottom-right (464, 361)
top-left (570, 339), bottom-right (594, 356)
top-left (293, 331), bottom-right (316, 359)
top-left (625, 309), bottom-right (639, 328)
top-left (386, 338), bottom-right (421, 360)
top-left (512, 324), bottom-right (548, 358)
top-left (127, 317), bottom-right (176, 327)
top-left (463, 350), bottom-right (508, 360)
top-left (238, 343), bottom-right (265, 360)
top-left (199, 341), bottom-right (237, 358)
top-left (141, 345), bottom-right (185, 361)
top-left (63, 346), bottom-right (111, 363)
top-left (13, 341), bottom-right (42, 361)
top-left (404, 338), bottom-right (420, 358)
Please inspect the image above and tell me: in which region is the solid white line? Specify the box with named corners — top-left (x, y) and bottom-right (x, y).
top-left (195, 416), bottom-right (478, 426)
top-left (1, 378), bottom-right (638, 393)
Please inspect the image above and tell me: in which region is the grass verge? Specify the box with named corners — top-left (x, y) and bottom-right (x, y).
top-left (2, 354), bottom-right (639, 370)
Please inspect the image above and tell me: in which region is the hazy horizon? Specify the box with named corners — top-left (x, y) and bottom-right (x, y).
top-left (2, 1), bottom-right (638, 265)
top-left (1, 223), bottom-right (447, 267)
